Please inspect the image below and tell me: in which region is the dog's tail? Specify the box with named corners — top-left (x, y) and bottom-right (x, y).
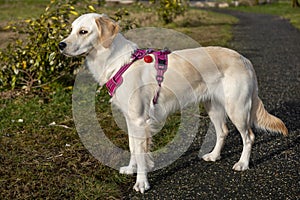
top-left (252, 97), bottom-right (288, 136)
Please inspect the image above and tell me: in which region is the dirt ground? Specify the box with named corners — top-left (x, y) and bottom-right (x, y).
top-left (0, 22), bottom-right (18, 49)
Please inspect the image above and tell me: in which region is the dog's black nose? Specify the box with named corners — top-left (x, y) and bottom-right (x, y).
top-left (58, 42), bottom-right (67, 51)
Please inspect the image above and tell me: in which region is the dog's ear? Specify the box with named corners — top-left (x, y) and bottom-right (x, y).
top-left (95, 16), bottom-right (119, 48)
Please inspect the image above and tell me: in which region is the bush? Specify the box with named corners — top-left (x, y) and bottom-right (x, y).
top-left (0, 0), bottom-right (85, 91)
top-left (0, 0), bottom-right (135, 91)
top-left (150, 0), bottom-right (187, 24)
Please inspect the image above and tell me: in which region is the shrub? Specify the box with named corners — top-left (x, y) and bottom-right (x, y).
top-left (0, 0), bottom-right (135, 91)
top-left (150, 0), bottom-right (188, 24)
top-left (0, 0), bottom-right (85, 91)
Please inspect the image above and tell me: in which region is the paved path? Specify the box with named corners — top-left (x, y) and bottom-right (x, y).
top-left (126, 10), bottom-right (300, 199)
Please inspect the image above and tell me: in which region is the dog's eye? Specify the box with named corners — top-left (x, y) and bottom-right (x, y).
top-left (79, 30), bottom-right (88, 35)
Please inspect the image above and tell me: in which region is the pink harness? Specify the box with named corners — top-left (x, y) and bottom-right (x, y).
top-left (106, 48), bottom-right (171, 104)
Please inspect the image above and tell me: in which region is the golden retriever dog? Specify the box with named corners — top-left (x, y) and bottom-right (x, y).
top-left (59, 13), bottom-right (288, 193)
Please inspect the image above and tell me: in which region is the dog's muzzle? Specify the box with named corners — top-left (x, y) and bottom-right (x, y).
top-left (58, 42), bottom-right (67, 51)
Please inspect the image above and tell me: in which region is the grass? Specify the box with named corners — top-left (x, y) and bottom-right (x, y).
top-left (130, 7), bottom-right (237, 46)
top-left (172, 9), bottom-right (237, 46)
top-left (0, 0), bottom-right (49, 21)
top-left (230, 1), bottom-right (300, 29)
top-left (0, 89), bottom-right (132, 199)
top-left (0, 1), bottom-right (237, 199)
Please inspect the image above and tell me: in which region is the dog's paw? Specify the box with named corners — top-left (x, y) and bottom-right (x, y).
top-left (202, 152), bottom-right (221, 162)
top-left (119, 166), bottom-right (137, 175)
top-left (133, 180), bottom-right (150, 194)
top-left (232, 161), bottom-right (249, 171)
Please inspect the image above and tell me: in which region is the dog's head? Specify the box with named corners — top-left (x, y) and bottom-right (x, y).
top-left (59, 13), bottom-right (119, 57)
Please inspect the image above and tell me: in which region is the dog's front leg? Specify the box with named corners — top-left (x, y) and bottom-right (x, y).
top-left (120, 119), bottom-right (153, 193)
top-left (134, 136), bottom-right (154, 193)
top-left (120, 135), bottom-right (137, 174)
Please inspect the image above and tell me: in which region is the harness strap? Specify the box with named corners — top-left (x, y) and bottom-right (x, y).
top-left (152, 49), bottom-right (170, 104)
top-left (106, 49), bottom-right (149, 96)
top-left (106, 48), bottom-right (170, 104)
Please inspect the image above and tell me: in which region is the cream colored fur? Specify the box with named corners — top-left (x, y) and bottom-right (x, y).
top-left (60, 13), bottom-right (288, 193)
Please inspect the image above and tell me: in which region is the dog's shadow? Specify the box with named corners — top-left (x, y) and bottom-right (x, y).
top-left (147, 100), bottom-right (299, 186)
top-left (219, 100), bottom-right (299, 168)
top-left (249, 100), bottom-right (300, 167)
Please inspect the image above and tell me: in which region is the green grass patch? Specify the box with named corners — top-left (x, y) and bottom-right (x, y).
top-left (0, 0), bottom-right (49, 21)
top-left (0, 89), bottom-right (133, 199)
top-left (231, 1), bottom-right (300, 29)
top-left (169, 9), bottom-right (237, 46)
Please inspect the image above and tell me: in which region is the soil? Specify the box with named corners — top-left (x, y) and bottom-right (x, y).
top-left (125, 10), bottom-right (300, 199)
top-left (0, 22), bottom-right (16, 49)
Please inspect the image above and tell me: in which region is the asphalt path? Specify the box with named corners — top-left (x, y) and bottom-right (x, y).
top-left (126, 10), bottom-right (300, 199)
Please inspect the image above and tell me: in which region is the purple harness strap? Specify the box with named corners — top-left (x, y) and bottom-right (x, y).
top-left (106, 48), bottom-right (170, 104)
top-left (151, 49), bottom-right (170, 104)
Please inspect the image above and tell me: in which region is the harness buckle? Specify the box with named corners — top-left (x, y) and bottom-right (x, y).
top-left (156, 75), bottom-right (164, 83)
top-left (158, 58), bottom-right (166, 65)
top-left (157, 59), bottom-right (167, 70)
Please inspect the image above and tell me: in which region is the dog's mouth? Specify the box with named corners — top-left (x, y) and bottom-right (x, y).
top-left (60, 49), bottom-right (89, 57)
top-left (60, 51), bottom-right (73, 57)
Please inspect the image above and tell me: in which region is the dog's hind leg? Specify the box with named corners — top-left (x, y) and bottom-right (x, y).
top-left (202, 101), bottom-right (229, 162)
top-left (232, 127), bottom-right (255, 171)
top-left (225, 98), bottom-right (255, 171)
